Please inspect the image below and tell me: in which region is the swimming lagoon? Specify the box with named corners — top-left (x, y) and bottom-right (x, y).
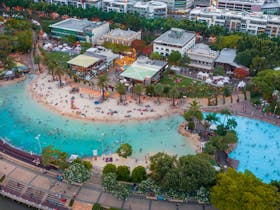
top-left (0, 76), bottom-right (279, 182)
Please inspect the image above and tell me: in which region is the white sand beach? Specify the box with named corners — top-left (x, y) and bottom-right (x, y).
top-left (29, 73), bottom-right (183, 122)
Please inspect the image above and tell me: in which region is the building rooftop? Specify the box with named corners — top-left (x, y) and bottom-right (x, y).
top-left (215, 48), bottom-right (239, 67)
top-left (120, 57), bottom-right (167, 81)
top-left (103, 29), bottom-right (139, 39)
top-left (187, 43), bottom-right (219, 58)
top-left (67, 54), bottom-right (100, 68)
top-left (154, 28), bottom-right (196, 47)
top-left (50, 18), bottom-right (106, 33)
top-left (86, 47), bottom-right (118, 63)
top-left (134, 1), bottom-right (167, 8)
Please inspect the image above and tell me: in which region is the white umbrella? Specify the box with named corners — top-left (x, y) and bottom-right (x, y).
top-left (237, 81), bottom-right (246, 88)
top-left (205, 78), bottom-right (212, 84)
top-left (217, 81), bottom-right (224, 87)
top-left (209, 124), bottom-right (217, 130)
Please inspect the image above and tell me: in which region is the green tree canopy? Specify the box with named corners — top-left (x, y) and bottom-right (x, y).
top-left (131, 166), bottom-right (147, 183)
top-left (115, 83), bottom-right (126, 103)
top-left (116, 165), bottom-right (130, 181)
top-left (167, 51), bottom-right (181, 66)
top-left (211, 168), bottom-right (280, 210)
top-left (117, 143), bottom-right (132, 158)
top-left (149, 52), bottom-right (164, 60)
top-left (149, 152), bottom-right (177, 184)
top-left (41, 146), bottom-right (68, 169)
top-left (253, 70), bottom-right (280, 100)
top-left (163, 155), bottom-right (217, 193)
top-left (64, 162), bottom-right (92, 184)
top-left (103, 163), bottom-right (117, 175)
top-left (97, 75), bottom-right (108, 100)
top-left (134, 84), bottom-right (144, 104)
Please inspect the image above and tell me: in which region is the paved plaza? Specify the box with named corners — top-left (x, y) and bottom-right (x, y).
top-left (0, 157), bottom-right (217, 210)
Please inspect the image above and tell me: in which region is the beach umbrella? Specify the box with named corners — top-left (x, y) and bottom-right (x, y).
top-left (237, 81), bottom-right (246, 88)
top-left (217, 81), bottom-right (224, 87)
top-left (205, 78), bottom-right (212, 84)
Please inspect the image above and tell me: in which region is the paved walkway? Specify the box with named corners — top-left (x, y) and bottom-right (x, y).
top-left (0, 155), bottom-right (217, 210)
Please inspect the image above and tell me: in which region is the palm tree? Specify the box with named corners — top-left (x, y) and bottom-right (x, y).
top-left (134, 83), bottom-right (144, 104)
top-left (34, 55), bottom-right (41, 72)
top-left (47, 61), bottom-right (56, 81)
top-left (220, 108), bottom-right (231, 125)
top-left (97, 75), bottom-right (108, 101)
top-left (154, 83), bottom-right (164, 104)
top-left (188, 100), bottom-right (203, 121)
top-left (205, 113), bottom-right (219, 124)
top-left (115, 83), bottom-right (126, 103)
top-left (54, 64), bottom-right (66, 87)
top-left (226, 118), bottom-right (237, 130)
top-left (168, 86), bottom-right (180, 106)
top-left (222, 86), bottom-right (232, 104)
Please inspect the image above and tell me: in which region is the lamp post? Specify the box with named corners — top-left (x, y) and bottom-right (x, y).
top-left (35, 134), bottom-right (42, 154)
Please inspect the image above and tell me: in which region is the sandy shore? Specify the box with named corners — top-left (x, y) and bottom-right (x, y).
top-left (0, 76), bottom-right (26, 86)
top-left (29, 74), bottom-right (182, 122)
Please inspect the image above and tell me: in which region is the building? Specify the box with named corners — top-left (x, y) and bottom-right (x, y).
top-left (101, 29), bottom-right (141, 46)
top-left (120, 57), bottom-right (168, 85)
top-left (153, 28), bottom-right (196, 56)
top-left (67, 54), bottom-right (102, 73)
top-left (158, 0), bottom-right (194, 11)
top-left (86, 46), bottom-right (118, 67)
top-left (133, 1), bottom-right (168, 18)
top-left (67, 47), bottom-right (118, 79)
top-left (49, 18), bottom-right (109, 43)
top-left (217, 0), bottom-right (265, 12)
top-left (261, 0), bottom-right (280, 14)
top-left (214, 48), bottom-right (249, 72)
top-left (189, 7), bottom-right (280, 37)
top-left (102, 0), bottom-right (133, 13)
top-left (187, 43), bottom-right (219, 72)
top-left (41, 0), bottom-right (102, 8)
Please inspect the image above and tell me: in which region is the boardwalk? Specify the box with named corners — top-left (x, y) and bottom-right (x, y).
top-left (0, 153), bottom-right (217, 210)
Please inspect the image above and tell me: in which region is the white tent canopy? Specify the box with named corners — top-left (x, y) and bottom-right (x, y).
top-left (237, 81), bottom-right (246, 88)
top-left (217, 81), bottom-right (224, 87)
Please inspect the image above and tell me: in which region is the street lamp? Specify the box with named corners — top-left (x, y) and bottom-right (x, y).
top-left (35, 134), bottom-right (42, 153)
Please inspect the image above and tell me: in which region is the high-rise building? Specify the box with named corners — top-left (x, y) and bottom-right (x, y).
top-left (189, 7), bottom-right (280, 37)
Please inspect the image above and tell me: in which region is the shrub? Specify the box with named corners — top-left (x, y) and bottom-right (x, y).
top-left (69, 199), bottom-right (75, 207)
top-left (188, 121), bottom-right (195, 131)
top-left (102, 173), bottom-right (117, 191)
top-left (117, 143), bottom-right (132, 158)
top-left (0, 175), bottom-right (6, 183)
top-left (131, 166), bottom-right (146, 183)
top-left (116, 165), bottom-right (130, 181)
top-left (92, 203), bottom-right (102, 210)
top-left (224, 131), bottom-right (238, 144)
top-left (102, 164), bottom-right (117, 175)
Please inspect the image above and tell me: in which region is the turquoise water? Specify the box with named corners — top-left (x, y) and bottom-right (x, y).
top-left (0, 76), bottom-right (279, 182)
top-left (0, 76), bottom-right (194, 159)
top-left (228, 115), bottom-right (280, 183)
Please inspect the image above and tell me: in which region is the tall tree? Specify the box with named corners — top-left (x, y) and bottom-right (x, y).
top-left (168, 86), bottom-right (180, 106)
top-left (154, 83), bottom-right (164, 104)
top-left (167, 51), bottom-right (181, 66)
top-left (211, 168), bottom-right (280, 210)
top-left (134, 83), bottom-right (144, 104)
top-left (97, 75), bottom-right (108, 100)
top-left (115, 82), bottom-right (126, 103)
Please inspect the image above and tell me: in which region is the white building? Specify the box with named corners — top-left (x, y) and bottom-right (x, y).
top-left (41, 0), bottom-right (101, 8)
top-left (187, 43), bottom-right (219, 72)
top-left (133, 1), bottom-right (167, 18)
top-left (102, 0), bottom-right (133, 13)
top-left (217, 0), bottom-right (265, 12)
top-left (101, 29), bottom-right (141, 46)
top-left (49, 18), bottom-right (110, 44)
top-left (153, 28), bottom-right (196, 56)
top-left (158, 0), bottom-right (194, 11)
top-left (189, 7), bottom-right (280, 37)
